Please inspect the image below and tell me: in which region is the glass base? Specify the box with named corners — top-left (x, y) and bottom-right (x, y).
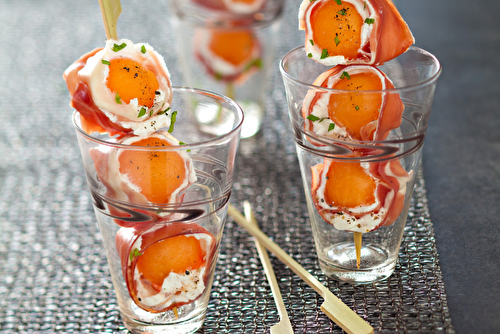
top-left (192, 99), bottom-right (262, 139)
top-left (121, 309), bottom-right (206, 334)
top-left (238, 100), bottom-right (263, 139)
top-left (318, 242), bottom-right (396, 284)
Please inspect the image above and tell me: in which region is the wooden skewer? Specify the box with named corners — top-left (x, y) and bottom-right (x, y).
top-left (97, 0), bottom-right (122, 40)
top-left (243, 202), bottom-right (294, 334)
top-left (227, 204), bottom-right (374, 334)
top-left (354, 232), bottom-right (362, 269)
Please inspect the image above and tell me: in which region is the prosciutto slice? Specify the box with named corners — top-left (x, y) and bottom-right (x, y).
top-left (299, 0), bottom-right (414, 66)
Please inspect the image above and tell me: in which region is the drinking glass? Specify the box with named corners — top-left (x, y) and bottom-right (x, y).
top-left (73, 87), bottom-right (243, 333)
top-left (167, 0), bottom-right (284, 138)
top-left (280, 46), bottom-right (441, 283)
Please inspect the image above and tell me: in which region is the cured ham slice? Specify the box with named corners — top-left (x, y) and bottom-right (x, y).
top-left (89, 131), bottom-right (196, 227)
top-left (310, 155), bottom-right (411, 232)
top-left (303, 64), bottom-right (403, 143)
top-left (194, 28), bottom-right (262, 84)
top-left (116, 222), bottom-right (216, 312)
top-left (298, 0), bottom-right (414, 66)
top-left (63, 39), bottom-right (173, 136)
top-left (192, 0), bottom-right (266, 14)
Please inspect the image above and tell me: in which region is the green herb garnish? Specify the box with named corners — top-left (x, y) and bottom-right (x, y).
top-left (307, 115), bottom-right (320, 122)
top-left (244, 58), bottom-right (262, 72)
top-left (112, 43), bottom-right (127, 52)
top-left (307, 115), bottom-right (329, 123)
top-left (308, 53), bottom-right (313, 58)
top-left (115, 92), bottom-right (122, 104)
top-left (340, 71), bottom-right (351, 80)
top-left (328, 123), bottom-right (336, 132)
top-left (101, 59), bottom-right (110, 65)
top-left (335, 0), bottom-right (342, 4)
top-left (138, 107), bottom-right (147, 117)
top-left (337, 9), bottom-right (347, 16)
top-left (355, 105), bottom-right (360, 111)
top-left (309, 39), bottom-right (314, 46)
top-left (129, 248), bottom-right (141, 262)
top-left (334, 36), bottom-right (340, 46)
top-left (320, 49), bottom-right (329, 59)
top-left (141, 45), bottom-right (146, 54)
top-left (168, 111), bottom-right (178, 133)
top-left (157, 107), bottom-right (171, 116)
top-left (363, 1), bottom-right (367, 9)
top-left (179, 141), bottom-right (191, 152)
top-left (364, 18), bottom-right (375, 24)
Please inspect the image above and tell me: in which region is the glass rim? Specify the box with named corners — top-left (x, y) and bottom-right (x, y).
top-left (72, 86), bottom-right (244, 151)
top-left (279, 45), bottom-right (442, 94)
top-left (170, 0), bottom-right (285, 29)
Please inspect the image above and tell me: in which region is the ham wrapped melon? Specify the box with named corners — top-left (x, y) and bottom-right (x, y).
top-left (299, 0), bottom-right (414, 66)
top-left (302, 64), bottom-right (403, 143)
top-left (116, 222), bottom-right (216, 312)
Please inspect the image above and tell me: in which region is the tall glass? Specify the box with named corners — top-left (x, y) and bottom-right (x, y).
top-left (73, 87), bottom-right (243, 333)
top-left (280, 46), bottom-right (441, 283)
top-left (167, 0), bottom-right (284, 138)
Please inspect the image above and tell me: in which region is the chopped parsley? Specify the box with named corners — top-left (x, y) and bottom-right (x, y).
top-left (308, 53), bottom-right (313, 58)
top-left (335, 0), bottom-right (342, 4)
top-left (320, 48), bottom-right (329, 59)
top-left (307, 115), bottom-right (320, 122)
top-left (137, 107), bottom-right (147, 117)
top-left (328, 123), bottom-right (336, 132)
top-left (307, 115), bottom-right (329, 123)
top-left (364, 18), bottom-right (375, 24)
top-left (101, 59), bottom-right (110, 65)
top-left (340, 71), bottom-right (351, 80)
top-left (244, 58), bottom-right (262, 72)
top-left (141, 45), bottom-right (146, 54)
top-left (337, 9), bottom-right (347, 16)
top-left (334, 36), bottom-right (340, 47)
top-left (168, 110), bottom-right (178, 133)
top-left (129, 248), bottom-right (141, 262)
top-left (363, 1), bottom-right (367, 9)
top-left (309, 39), bottom-right (314, 46)
top-left (179, 141), bottom-right (191, 152)
top-left (115, 92), bottom-right (122, 104)
top-left (112, 43), bottom-right (127, 52)
top-left (157, 107), bottom-right (170, 116)
top-left (355, 105), bottom-right (360, 111)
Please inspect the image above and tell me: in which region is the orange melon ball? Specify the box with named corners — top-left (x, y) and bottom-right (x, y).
top-left (106, 58), bottom-right (159, 108)
top-left (118, 137), bottom-right (186, 204)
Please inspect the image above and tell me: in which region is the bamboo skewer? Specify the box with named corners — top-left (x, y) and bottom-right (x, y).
top-left (354, 232), bottom-right (362, 269)
top-left (98, 0), bottom-right (122, 40)
top-left (227, 204), bottom-right (374, 334)
top-left (243, 202), bottom-right (294, 334)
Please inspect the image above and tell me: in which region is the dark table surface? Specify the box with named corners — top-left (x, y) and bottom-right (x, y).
top-left (397, 0), bottom-right (500, 333)
top-left (0, 0), bottom-right (499, 333)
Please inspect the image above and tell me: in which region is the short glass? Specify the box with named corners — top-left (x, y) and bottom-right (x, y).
top-left (280, 46), bottom-right (441, 283)
top-left (73, 87), bottom-right (243, 333)
top-left (167, 0), bottom-right (285, 138)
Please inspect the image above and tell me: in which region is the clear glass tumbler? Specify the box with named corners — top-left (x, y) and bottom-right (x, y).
top-left (167, 0), bottom-right (284, 138)
top-left (73, 87), bottom-right (243, 333)
top-left (280, 46), bottom-right (441, 283)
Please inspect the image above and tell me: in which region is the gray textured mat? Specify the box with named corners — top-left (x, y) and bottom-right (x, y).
top-left (0, 0), bottom-right (454, 332)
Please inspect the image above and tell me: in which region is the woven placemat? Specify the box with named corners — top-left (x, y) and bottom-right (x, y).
top-left (0, 0), bottom-right (454, 333)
